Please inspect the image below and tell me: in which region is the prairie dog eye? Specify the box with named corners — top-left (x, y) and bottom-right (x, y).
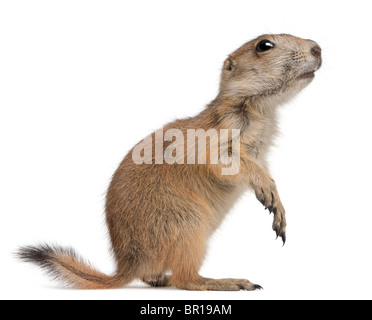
top-left (256, 40), bottom-right (275, 52)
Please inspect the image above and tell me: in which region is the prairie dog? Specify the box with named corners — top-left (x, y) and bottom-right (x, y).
top-left (18, 34), bottom-right (322, 291)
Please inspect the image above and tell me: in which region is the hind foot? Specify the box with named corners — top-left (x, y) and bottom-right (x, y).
top-left (142, 274), bottom-right (171, 287)
top-left (172, 276), bottom-right (263, 291)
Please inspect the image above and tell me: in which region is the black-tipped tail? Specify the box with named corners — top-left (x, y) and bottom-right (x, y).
top-left (17, 244), bottom-right (130, 289)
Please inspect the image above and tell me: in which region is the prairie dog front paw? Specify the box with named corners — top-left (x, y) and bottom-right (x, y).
top-left (253, 179), bottom-right (286, 245)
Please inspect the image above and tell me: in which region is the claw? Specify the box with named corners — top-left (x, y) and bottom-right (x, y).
top-left (282, 233), bottom-right (286, 246)
top-left (275, 228), bottom-right (279, 239)
top-left (254, 284), bottom-right (263, 290)
top-left (273, 207), bottom-right (277, 215)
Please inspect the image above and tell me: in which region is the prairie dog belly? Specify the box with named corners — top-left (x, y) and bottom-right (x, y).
top-left (210, 183), bottom-right (248, 231)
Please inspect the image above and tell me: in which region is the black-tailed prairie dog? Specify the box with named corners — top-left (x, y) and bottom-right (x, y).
top-left (18, 34), bottom-right (322, 291)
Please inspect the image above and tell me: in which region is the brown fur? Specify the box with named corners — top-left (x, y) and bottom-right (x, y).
top-left (18, 34), bottom-right (321, 290)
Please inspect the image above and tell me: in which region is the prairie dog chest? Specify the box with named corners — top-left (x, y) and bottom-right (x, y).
top-left (240, 112), bottom-right (278, 165)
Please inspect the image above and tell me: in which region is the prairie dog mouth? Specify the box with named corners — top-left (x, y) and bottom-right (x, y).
top-left (298, 70), bottom-right (315, 79)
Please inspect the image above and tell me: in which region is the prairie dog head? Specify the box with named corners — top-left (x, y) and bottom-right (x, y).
top-left (220, 34), bottom-right (322, 107)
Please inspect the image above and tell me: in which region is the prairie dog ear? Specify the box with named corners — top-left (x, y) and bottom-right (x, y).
top-left (223, 57), bottom-right (236, 72)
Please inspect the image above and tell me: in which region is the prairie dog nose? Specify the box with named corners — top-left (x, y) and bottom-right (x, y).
top-left (311, 45), bottom-right (322, 58)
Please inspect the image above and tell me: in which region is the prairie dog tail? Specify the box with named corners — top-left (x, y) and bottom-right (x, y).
top-left (17, 244), bottom-right (131, 289)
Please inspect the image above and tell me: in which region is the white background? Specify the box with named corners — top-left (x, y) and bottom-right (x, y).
top-left (1, 0), bottom-right (371, 300)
